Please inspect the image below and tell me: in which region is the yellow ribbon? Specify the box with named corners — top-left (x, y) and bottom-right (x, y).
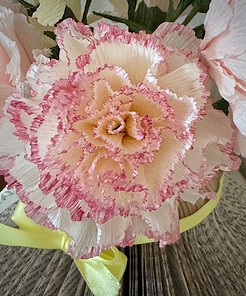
top-left (0, 174), bottom-right (223, 295)
top-left (0, 202), bottom-right (127, 296)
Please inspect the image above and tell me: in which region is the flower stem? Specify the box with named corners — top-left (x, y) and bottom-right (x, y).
top-left (82, 0), bottom-right (92, 25)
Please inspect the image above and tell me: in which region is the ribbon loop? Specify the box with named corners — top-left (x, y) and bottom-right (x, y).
top-left (0, 174), bottom-right (224, 295)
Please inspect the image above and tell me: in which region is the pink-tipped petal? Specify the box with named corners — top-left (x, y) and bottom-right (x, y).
top-left (154, 22), bottom-right (200, 55)
top-left (0, 19), bottom-right (239, 258)
top-left (201, 0), bottom-right (246, 157)
top-left (141, 197), bottom-right (179, 246)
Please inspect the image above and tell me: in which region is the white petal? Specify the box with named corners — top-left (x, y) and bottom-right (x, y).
top-left (234, 130), bottom-right (246, 157)
top-left (46, 207), bottom-right (98, 258)
top-left (180, 189), bottom-right (205, 204)
top-left (0, 117), bottom-right (24, 157)
top-left (154, 22), bottom-right (200, 54)
top-left (141, 197), bottom-right (179, 244)
top-left (184, 103), bottom-right (234, 172)
top-left (98, 216), bottom-right (132, 247)
top-left (202, 0), bottom-right (232, 48)
top-left (231, 98), bottom-right (246, 136)
top-left (0, 32), bottom-right (21, 85)
top-left (158, 63), bottom-right (207, 110)
top-left (138, 129), bottom-right (191, 201)
top-left (8, 153), bottom-right (40, 193)
top-left (85, 41), bottom-right (163, 84)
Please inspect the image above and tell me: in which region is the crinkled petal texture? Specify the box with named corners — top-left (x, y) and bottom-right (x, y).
top-left (0, 5), bottom-right (45, 117)
top-left (201, 0), bottom-right (246, 155)
top-left (0, 20), bottom-right (240, 258)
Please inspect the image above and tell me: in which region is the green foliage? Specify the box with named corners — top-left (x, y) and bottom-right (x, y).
top-left (212, 98), bottom-right (229, 115)
top-left (93, 0), bottom-right (210, 34)
top-left (127, 0), bottom-right (137, 20)
top-left (166, 0), bottom-right (193, 22)
top-left (94, 1), bottom-right (166, 33)
top-left (193, 24), bottom-right (205, 39)
top-left (50, 45), bottom-right (60, 60)
top-left (192, 0), bottom-right (211, 13)
top-left (133, 1), bottom-right (166, 32)
top-left (93, 11), bottom-right (152, 33)
top-left (44, 31), bottom-right (56, 41)
top-left (60, 6), bottom-right (78, 23)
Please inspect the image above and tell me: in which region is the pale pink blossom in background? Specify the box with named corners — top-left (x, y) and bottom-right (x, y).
top-left (0, 4), bottom-right (45, 117)
top-left (201, 0), bottom-right (246, 156)
top-left (0, 0), bottom-right (27, 14)
top-left (0, 19), bottom-right (240, 258)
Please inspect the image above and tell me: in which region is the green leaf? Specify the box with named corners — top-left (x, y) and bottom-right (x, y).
top-left (93, 11), bottom-right (152, 33)
top-left (192, 0), bottom-right (211, 13)
top-left (165, 0), bottom-right (175, 22)
top-left (133, 1), bottom-right (166, 32)
top-left (127, 0), bottom-right (137, 19)
top-left (50, 45), bottom-right (60, 60)
top-left (60, 6), bottom-right (79, 23)
top-left (44, 31), bottom-right (56, 41)
top-left (178, 0), bottom-right (194, 11)
top-left (212, 98), bottom-right (229, 115)
top-left (193, 24), bottom-right (205, 39)
top-left (166, 0), bottom-right (193, 22)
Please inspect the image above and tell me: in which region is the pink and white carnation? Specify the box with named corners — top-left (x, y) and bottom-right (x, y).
top-left (0, 19), bottom-right (240, 258)
top-left (0, 3), bottom-right (45, 117)
top-left (201, 0), bottom-right (246, 156)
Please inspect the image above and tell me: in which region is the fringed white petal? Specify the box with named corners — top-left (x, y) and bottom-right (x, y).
top-left (85, 41), bottom-right (163, 84)
top-left (184, 103), bottom-right (236, 172)
top-left (154, 22), bottom-right (200, 54)
top-left (8, 153), bottom-right (40, 194)
top-left (98, 216), bottom-right (132, 248)
top-left (141, 197), bottom-right (179, 245)
top-left (46, 207), bottom-right (98, 259)
top-left (158, 63), bottom-right (208, 110)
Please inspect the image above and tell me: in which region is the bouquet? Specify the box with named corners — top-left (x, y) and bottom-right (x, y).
top-left (0, 0), bottom-right (245, 295)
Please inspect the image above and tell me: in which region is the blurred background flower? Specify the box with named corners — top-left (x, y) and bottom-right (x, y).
top-left (0, 3), bottom-right (45, 117)
top-left (201, 0), bottom-right (246, 157)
